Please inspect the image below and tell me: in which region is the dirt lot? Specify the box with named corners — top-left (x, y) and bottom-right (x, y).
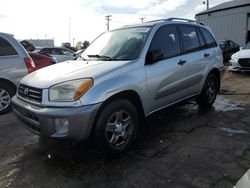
top-left (0, 66), bottom-right (250, 188)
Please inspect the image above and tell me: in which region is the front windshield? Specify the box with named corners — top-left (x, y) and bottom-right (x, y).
top-left (243, 42), bottom-right (250, 49)
top-left (81, 27), bottom-right (152, 61)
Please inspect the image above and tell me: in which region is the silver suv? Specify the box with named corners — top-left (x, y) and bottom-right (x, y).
top-left (12, 18), bottom-right (224, 156)
top-left (0, 32), bottom-right (36, 114)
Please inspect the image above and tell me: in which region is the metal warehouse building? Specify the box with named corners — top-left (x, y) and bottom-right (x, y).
top-left (196, 0), bottom-right (250, 46)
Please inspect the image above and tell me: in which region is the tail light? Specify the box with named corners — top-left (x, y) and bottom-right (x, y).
top-left (24, 57), bottom-right (36, 73)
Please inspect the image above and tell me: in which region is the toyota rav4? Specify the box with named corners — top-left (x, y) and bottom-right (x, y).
top-left (12, 18), bottom-right (224, 156)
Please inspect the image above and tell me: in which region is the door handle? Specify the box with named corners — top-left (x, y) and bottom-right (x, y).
top-left (178, 60), bottom-right (186, 66)
top-left (204, 53), bottom-right (210, 57)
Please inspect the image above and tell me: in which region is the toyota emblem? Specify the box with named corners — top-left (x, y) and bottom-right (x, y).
top-left (24, 88), bottom-right (29, 95)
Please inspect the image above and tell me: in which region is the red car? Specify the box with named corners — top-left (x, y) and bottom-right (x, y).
top-left (28, 52), bottom-right (56, 70)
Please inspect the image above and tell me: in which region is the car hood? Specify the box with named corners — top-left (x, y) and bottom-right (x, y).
top-left (21, 60), bottom-right (129, 88)
top-left (232, 49), bottom-right (250, 59)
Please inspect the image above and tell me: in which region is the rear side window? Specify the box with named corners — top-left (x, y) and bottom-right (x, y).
top-left (197, 29), bottom-right (206, 48)
top-left (179, 26), bottom-right (200, 52)
top-left (0, 37), bottom-right (18, 56)
top-left (149, 25), bottom-right (181, 59)
top-left (200, 28), bottom-right (217, 48)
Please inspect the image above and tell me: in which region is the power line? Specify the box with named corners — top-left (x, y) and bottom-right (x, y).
top-left (105, 15), bottom-right (112, 31)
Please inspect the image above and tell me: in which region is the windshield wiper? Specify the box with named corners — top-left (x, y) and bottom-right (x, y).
top-left (87, 54), bottom-right (113, 61)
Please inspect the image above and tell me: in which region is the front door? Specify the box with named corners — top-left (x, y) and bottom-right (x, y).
top-left (145, 25), bottom-right (188, 114)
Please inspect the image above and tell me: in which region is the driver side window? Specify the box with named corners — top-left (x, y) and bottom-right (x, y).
top-left (149, 25), bottom-right (181, 61)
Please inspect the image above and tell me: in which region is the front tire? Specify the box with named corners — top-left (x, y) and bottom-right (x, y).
top-left (94, 99), bottom-right (139, 157)
top-left (0, 83), bottom-right (15, 114)
top-left (196, 74), bottom-right (219, 108)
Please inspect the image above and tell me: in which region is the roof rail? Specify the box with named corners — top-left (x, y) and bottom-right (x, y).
top-left (165, 17), bottom-right (204, 25)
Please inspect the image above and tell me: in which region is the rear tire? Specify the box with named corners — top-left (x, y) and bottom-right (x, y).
top-left (94, 99), bottom-right (139, 157)
top-left (196, 74), bottom-right (218, 108)
top-left (0, 83), bottom-right (15, 114)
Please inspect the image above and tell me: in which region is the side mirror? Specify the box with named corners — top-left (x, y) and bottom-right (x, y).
top-left (145, 49), bottom-right (164, 65)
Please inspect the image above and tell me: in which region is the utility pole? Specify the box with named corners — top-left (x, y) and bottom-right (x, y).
top-left (140, 17), bottom-right (145, 23)
top-left (203, 0), bottom-right (209, 10)
top-left (105, 15), bottom-right (112, 31)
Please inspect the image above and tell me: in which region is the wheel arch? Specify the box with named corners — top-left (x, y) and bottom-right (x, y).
top-left (0, 78), bottom-right (17, 92)
top-left (90, 90), bottom-right (145, 138)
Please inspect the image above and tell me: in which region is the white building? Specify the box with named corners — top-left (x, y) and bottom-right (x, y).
top-left (196, 0), bottom-right (250, 46)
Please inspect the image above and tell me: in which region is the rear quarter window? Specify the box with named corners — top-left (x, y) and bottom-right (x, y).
top-left (0, 37), bottom-right (18, 56)
top-left (200, 28), bottom-right (217, 48)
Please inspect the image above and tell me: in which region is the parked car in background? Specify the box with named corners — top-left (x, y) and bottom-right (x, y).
top-left (218, 40), bottom-right (239, 62)
top-left (29, 52), bottom-right (56, 70)
top-left (38, 47), bottom-right (76, 63)
top-left (75, 49), bottom-right (85, 58)
top-left (12, 18), bottom-right (224, 156)
top-left (20, 40), bottom-right (36, 52)
top-left (0, 32), bottom-right (36, 114)
top-left (229, 41), bottom-right (250, 72)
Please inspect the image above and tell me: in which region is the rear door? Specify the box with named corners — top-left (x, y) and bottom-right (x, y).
top-left (183, 26), bottom-right (218, 95)
top-left (145, 25), bottom-right (188, 113)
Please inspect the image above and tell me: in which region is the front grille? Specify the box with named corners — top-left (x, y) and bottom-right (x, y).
top-left (238, 59), bottom-right (250, 68)
top-left (18, 84), bottom-right (42, 103)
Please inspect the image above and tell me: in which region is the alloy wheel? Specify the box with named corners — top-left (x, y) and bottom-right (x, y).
top-left (0, 88), bottom-right (11, 112)
top-left (105, 110), bottom-right (134, 149)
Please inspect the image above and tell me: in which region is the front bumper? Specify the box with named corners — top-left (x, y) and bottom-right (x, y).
top-left (11, 95), bottom-right (102, 141)
top-left (229, 60), bottom-right (250, 72)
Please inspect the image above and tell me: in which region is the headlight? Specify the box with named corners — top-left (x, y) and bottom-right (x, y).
top-left (231, 55), bottom-right (238, 62)
top-left (49, 78), bottom-right (93, 102)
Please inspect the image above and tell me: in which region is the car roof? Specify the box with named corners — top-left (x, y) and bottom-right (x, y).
top-left (0, 32), bottom-right (14, 37)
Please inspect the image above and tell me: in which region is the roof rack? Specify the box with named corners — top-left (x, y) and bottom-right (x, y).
top-left (165, 17), bottom-right (204, 25)
top-left (147, 17), bottom-right (204, 25)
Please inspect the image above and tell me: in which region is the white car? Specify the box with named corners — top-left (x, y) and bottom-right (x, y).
top-left (229, 42), bottom-right (250, 72)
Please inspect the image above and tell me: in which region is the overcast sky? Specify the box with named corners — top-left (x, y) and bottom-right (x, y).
top-left (0, 0), bottom-right (231, 45)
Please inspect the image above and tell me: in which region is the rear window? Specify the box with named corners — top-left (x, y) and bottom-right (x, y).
top-left (179, 26), bottom-right (200, 52)
top-left (0, 37), bottom-right (18, 56)
top-left (200, 28), bottom-right (217, 48)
